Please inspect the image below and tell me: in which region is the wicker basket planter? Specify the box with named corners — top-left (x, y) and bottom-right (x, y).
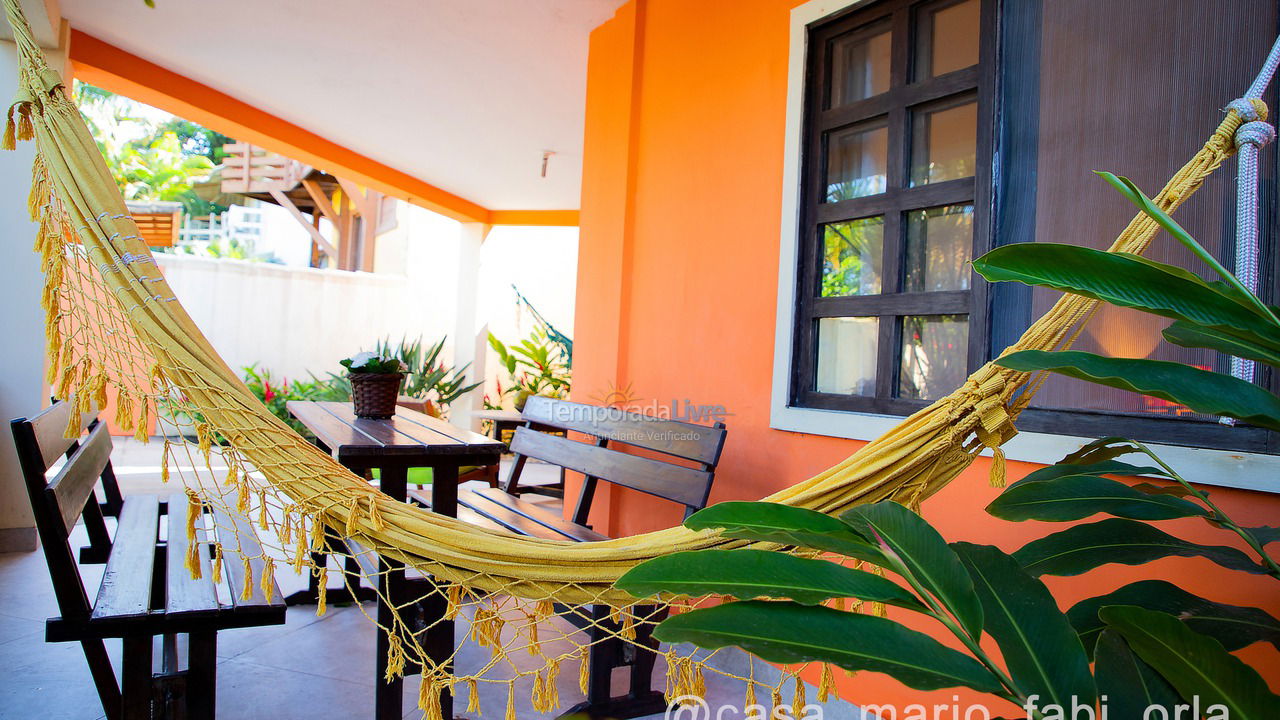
top-left (349, 372), bottom-right (405, 418)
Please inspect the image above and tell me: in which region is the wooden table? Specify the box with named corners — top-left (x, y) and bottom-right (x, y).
top-left (472, 408), bottom-right (566, 497)
top-left (286, 401), bottom-right (504, 720)
top-left (471, 408), bottom-right (525, 443)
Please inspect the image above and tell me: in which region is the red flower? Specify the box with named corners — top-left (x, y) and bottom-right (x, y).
top-left (262, 381), bottom-right (276, 403)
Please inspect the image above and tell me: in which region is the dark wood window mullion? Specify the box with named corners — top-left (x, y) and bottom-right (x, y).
top-left (874, 315), bottom-right (897, 398)
top-left (817, 178), bottom-right (972, 223)
top-left (819, 66), bottom-right (981, 130)
top-left (890, 7), bottom-right (911, 88)
top-left (879, 6), bottom-right (909, 401)
top-left (876, 210), bottom-right (905, 398)
top-left (813, 290), bottom-right (970, 316)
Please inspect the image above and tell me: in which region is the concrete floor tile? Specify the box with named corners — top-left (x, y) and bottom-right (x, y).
top-left (0, 631), bottom-right (116, 720)
top-left (215, 658), bottom-right (375, 720)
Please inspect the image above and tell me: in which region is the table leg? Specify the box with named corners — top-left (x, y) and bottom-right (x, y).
top-left (375, 463), bottom-right (458, 720)
top-left (376, 465), bottom-right (408, 720)
top-left (423, 464), bottom-right (457, 719)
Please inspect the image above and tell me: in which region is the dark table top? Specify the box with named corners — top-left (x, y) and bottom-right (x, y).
top-left (286, 401), bottom-right (504, 466)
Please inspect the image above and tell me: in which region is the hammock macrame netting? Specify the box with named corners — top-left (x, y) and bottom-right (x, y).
top-left (5, 0), bottom-right (1267, 716)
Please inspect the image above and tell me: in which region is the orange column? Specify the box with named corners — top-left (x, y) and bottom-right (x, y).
top-left (570, 0), bottom-right (647, 532)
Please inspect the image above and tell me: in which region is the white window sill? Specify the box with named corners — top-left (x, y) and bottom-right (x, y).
top-left (768, 404), bottom-right (1280, 494)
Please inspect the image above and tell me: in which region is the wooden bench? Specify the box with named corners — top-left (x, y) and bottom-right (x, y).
top-left (411, 396), bottom-right (727, 719)
top-left (11, 399), bottom-right (287, 720)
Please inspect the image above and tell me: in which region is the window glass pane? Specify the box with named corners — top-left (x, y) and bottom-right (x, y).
top-left (826, 122), bottom-right (888, 202)
top-left (904, 205), bottom-right (973, 292)
top-left (899, 315), bottom-right (968, 400)
top-left (910, 99), bottom-right (977, 186)
top-left (915, 0), bottom-right (980, 80)
top-left (830, 24), bottom-right (892, 106)
top-left (821, 216), bottom-right (884, 297)
top-left (817, 317), bottom-right (879, 395)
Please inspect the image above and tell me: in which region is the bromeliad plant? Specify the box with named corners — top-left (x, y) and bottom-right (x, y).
top-left (488, 325), bottom-right (572, 409)
top-left (371, 336), bottom-right (482, 406)
top-left (617, 173), bottom-right (1280, 719)
top-left (242, 364), bottom-right (333, 438)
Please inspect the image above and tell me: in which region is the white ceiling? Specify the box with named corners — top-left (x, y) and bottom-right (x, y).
top-left (59, 0), bottom-right (628, 211)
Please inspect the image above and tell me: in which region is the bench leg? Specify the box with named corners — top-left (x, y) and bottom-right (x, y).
top-left (187, 632), bottom-right (217, 720)
top-left (121, 635), bottom-right (153, 720)
top-left (588, 605), bottom-right (619, 705)
top-left (81, 638), bottom-right (123, 720)
top-left (557, 605), bottom-right (668, 720)
top-left (627, 607), bottom-right (667, 705)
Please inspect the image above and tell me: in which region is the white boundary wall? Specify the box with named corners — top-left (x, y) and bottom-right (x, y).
top-left (155, 253), bottom-right (447, 383)
top-left (155, 206), bottom-right (580, 404)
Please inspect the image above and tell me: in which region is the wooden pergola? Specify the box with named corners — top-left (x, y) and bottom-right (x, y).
top-left (220, 143), bottom-right (393, 271)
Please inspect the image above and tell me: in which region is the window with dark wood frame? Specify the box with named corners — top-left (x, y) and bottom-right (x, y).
top-left (791, 0), bottom-right (995, 416)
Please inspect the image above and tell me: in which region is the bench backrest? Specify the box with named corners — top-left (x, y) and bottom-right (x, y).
top-left (10, 399), bottom-right (117, 622)
top-left (507, 396), bottom-right (728, 524)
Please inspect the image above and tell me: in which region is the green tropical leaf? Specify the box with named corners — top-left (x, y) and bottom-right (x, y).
top-left (1163, 320), bottom-right (1280, 368)
top-left (684, 501), bottom-right (885, 564)
top-left (841, 502), bottom-right (984, 638)
top-left (972, 243), bottom-right (1279, 342)
top-left (1094, 629), bottom-right (1181, 719)
top-left (997, 351), bottom-right (1280, 431)
top-left (1068, 580), bottom-right (1280, 657)
top-left (987, 475), bottom-right (1207, 522)
top-left (1102, 606), bottom-right (1280, 720)
top-left (953, 543), bottom-right (1095, 709)
top-left (653, 600), bottom-right (1004, 693)
top-left (615, 549), bottom-right (926, 610)
top-left (1007, 459), bottom-right (1167, 490)
top-left (1014, 518), bottom-right (1267, 577)
top-left (1097, 171), bottom-right (1280, 327)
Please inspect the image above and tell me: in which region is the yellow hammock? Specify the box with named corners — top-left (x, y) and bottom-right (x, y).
top-left (4, 0), bottom-right (1265, 714)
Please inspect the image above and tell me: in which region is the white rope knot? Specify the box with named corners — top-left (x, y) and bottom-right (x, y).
top-left (1235, 120), bottom-right (1276, 149)
top-left (1226, 98), bottom-right (1263, 122)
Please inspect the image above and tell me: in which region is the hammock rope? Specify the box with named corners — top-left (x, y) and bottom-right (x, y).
top-left (1226, 33), bottom-right (1280, 386)
top-left (4, 0), bottom-right (1266, 714)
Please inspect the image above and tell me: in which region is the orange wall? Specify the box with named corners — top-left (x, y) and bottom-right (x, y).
top-left (573, 0), bottom-right (1280, 712)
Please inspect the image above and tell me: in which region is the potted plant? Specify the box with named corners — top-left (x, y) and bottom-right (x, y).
top-left (341, 351), bottom-right (408, 419)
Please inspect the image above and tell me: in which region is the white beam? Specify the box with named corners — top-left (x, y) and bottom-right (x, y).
top-left (450, 222), bottom-right (486, 431)
top-left (268, 188), bottom-right (339, 259)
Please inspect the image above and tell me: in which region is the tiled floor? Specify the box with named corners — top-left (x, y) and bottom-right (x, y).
top-left (0, 441), bottom-right (865, 720)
